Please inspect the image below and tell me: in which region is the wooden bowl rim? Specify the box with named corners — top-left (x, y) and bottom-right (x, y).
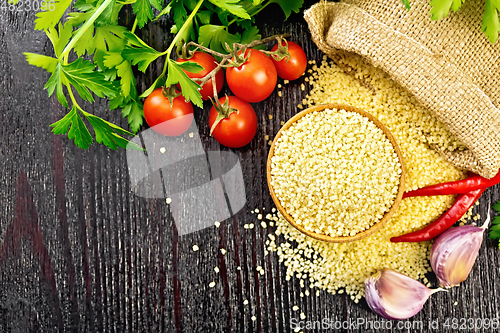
top-left (266, 104), bottom-right (406, 243)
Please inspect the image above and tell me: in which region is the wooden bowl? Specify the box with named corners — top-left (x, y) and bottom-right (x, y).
top-left (266, 104), bottom-right (406, 243)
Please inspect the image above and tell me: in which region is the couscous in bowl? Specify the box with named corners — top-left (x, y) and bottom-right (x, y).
top-left (267, 103), bottom-right (406, 243)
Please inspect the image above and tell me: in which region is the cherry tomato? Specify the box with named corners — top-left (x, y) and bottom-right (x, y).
top-left (226, 49), bottom-right (277, 103)
top-left (143, 88), bottom-right (193, 137)
top-left (177, 52), bottom-right (224, 100)
top-left (209, 96), bottom-right (258, 148)
top-left (271, 41), bottom-right (307, 80)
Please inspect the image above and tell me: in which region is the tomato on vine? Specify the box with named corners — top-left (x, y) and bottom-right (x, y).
top-left (271, 41), bottom-right (307, 80)
top-left (209, 96), bottom-right (258, 148)
top-left (226, 49), bottom-right (277, 103)
top-left (177, 52), bottom-right (225, 100)
top-left (143, 88), bottom-right (193, 137)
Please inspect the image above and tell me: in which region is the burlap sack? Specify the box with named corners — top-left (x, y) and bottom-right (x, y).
top-left (304, 0), bottom-right (500, 178)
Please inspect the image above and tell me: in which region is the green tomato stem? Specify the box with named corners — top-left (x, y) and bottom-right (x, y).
top-left (60, 0), bottom-right (115, 63)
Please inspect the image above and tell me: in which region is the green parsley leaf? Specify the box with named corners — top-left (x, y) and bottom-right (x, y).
top-left (82, 111), bottom-right (139, 149)
top-left (154, 1), bottom-right (172, 21)
top-left (121, 101), bottom-right (144, 133)
top-left (171, 0), bottom-right (196, 42)
top-left (240, 26), bottom-right (261, 44)
top-left (104, 53), bottom-right (136, 98)
top-left (140, 74), bottom-right (166, 98)
top-left (269, 0), bottom-right (304, 19)
top-left (208, 0), bottom-right (251, 19)
top-left (133, 0), bottom-right (154, 29)
top-left (176, 61), bottom-right (203, 73)
top-left (482, 0), bottom-right (500, 44)
top-left (45, 22), bottom-right (73, 58)
top-left (429, 0), bottom-right (463, 20)
top-left (23, 53), bottom-right (58, 73)
top-left (122, 32), bottom-right (162, 72)
top-left (93, 25), bottom-right (127, 68)
top-left (62, 58), bottom-right (118, 102)
top-left (45, 63), bottom-right (69, 107)
top-left (198, 24), bottom-right (240, 54)
top-left (73, 24), bottom-right (96, 57)
top-left (165, 59), bottom-right (203, 107)
top-left (489, 202), bottom-right (500, 249)
top-left (401, 0), bottom-right (411, 10)
top-left (149, 0), bottom-right (163, 11)
top-left (34, 0), bottom-right (73, 31)
top-left (50, 106), bottom-right (93, 149)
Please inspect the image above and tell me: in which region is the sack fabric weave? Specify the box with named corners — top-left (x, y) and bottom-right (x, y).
top-left (304, 0), bottom-right (500, 178)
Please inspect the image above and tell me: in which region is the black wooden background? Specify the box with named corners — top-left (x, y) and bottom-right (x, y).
top-left (1, 1), bottom-right (500, 332)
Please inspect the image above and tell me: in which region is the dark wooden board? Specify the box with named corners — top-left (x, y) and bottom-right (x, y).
top-left (1, 2), bottom-right (500, 332)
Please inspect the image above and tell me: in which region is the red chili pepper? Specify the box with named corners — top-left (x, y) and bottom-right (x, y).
top-left (403, 171), bottom-right (500, 198)
top-left (391, 188), bottom-right (485, 243)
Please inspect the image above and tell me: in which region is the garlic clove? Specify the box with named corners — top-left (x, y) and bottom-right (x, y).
top-left (430, 225), bottom-right (486, 288)
top-left (364, 269), bottom-right (443, 320)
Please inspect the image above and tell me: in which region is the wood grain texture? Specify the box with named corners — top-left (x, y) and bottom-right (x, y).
top-left (1, 2), bottom-right (500, 333)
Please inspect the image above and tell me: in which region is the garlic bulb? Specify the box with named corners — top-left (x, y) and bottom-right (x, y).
top-left (430, 212), bottom-right (489, 288)
top-left (364, 269), bottom-right (443, 320)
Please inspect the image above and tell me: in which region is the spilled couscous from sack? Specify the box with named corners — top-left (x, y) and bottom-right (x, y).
top-left (266, 54), bottom-right (467, 302)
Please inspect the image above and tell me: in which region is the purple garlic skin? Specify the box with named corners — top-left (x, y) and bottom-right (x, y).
top-left (430, 225), bottom-right (485, 288)
top-left (365, 269), bottom-right (440, 320)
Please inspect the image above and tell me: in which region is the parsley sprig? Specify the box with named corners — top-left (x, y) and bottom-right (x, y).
top-left (24, 0), bottom-right (304, 149)
top-left (488, 200), bottom-right (500, 249)
top-left (402, 0), bottom-right (500, 43)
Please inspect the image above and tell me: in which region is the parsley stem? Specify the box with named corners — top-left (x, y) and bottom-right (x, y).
top-left (131, 19), bottom-right (138, 34)
top-left (60, 0), bottom-right (115, 63)
top-left (66, 84), bottom-right (83, 111)
top-left (164, 0), bottom-right (204, 60)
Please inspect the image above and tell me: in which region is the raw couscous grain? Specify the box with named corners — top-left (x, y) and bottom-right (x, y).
top-left (266, 54), bottom-right (468, 299)
top-left (270, 108), bottom-right (402, 237)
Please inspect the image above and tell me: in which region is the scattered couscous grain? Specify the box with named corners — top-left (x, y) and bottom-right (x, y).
top-left (160, 147), bottom-right (166, 154)
top-left (251, 316), bottom-right (257, 321)
top-left (278, 91), bottom-right (282, 97)
top-left (209, 282), bottom-right (216, 288)
top-left (192, 245), bottom-right (199, 252)
top-left (269, 114), bottom-right (273, 120)
top-left (300, 83), bottom-right (305, 91)
top-left (284, 80), bottom-right (289, 84)
top-left (292, 305), bottom-right (299, 311)
top-left (280, 121), bottom-right (285, 126)
top-left (300, 313), bottom-right (306, 320)
top-left (165, 198), bottom-right (172, 204)
top-left (188, 132), bottom-right (194, 138)
top-left (214, 221), bottom-right (220, 228)
top-left (265, 135), bottom-right (270, 141)
top-left (220, 248), bottom-right (226, 255)
top-left (214, 266), bottom-right (219, 273)
top-left (266, 54), bottom-right (466, 299)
